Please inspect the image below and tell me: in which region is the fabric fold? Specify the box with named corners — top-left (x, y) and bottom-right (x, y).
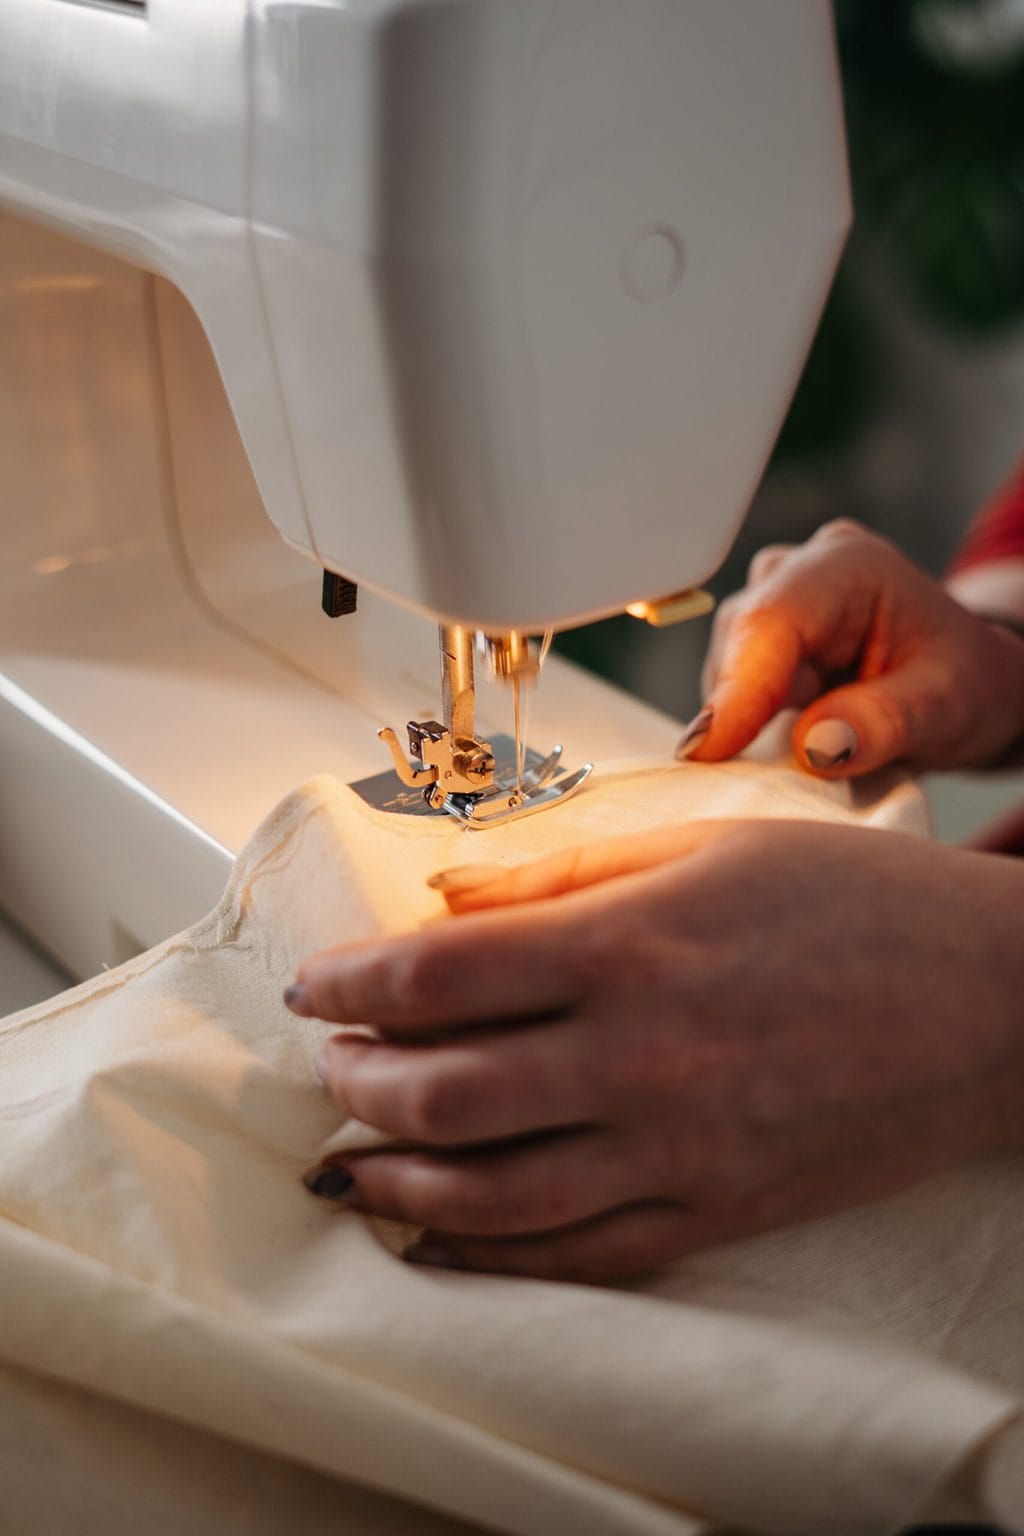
top-left (1, 732), bottom-right (1020, 1535)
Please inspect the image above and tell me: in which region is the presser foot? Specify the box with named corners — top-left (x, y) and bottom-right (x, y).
top-left (442, 749), bottom-right (592, 828)
top-left (350, 734), bottom-right (592, 826)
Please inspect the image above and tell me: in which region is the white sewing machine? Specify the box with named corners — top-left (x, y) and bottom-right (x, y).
top-left (0, 0), bottom-right (849, 981)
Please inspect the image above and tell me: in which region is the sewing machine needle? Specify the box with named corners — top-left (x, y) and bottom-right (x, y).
top-left (512, 673), bottom-right (525, 802)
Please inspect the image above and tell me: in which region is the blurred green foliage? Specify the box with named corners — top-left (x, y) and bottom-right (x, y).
top-left (780, 0), bottom-right (1024, 464)
top-left (840, 0), bottom-right (1024, 337)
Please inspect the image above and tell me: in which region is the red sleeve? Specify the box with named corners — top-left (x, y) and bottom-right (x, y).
top-left (949, 454), bottom-right (1024, 574)
top-left (947, 453), bottom-right (1024, 860)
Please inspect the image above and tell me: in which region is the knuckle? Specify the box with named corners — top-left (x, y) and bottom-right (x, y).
top-left (420, 1152), bottom-right (598, 1239)
top-left (614, 1020), bottom-right (687, 1105)
top-left (747, 543), bottom-right (790, 585)
top-left (477, 1176), bottom-right (572, 1236)
top-left (731, 593), bottom-right (781, 635)
top-left (812, 519), bottom-right (900, 576)
top-left (813, 517), bottom-right (867, 546)
top-left (873, 687), bottom-right (919, 752)
top-left (402, 1069), bottom-right (462, 1142)
top-left (715, 592), bottom-right (742, 626)
top-left (394, 938), bottom-right (456, 1015)
top-left (336, 1072), bottom-right (376, 1123)
top-left (718, 590), bottom-right (766, 639)
top-left (607, 922), bottom-right (669, 994)
top-left (425, 1175), bottom-right (493, 1234)
top-left (563, 917), bottom-right (620, 993)
top-left (324, 1039), bottom-right (370, 1102)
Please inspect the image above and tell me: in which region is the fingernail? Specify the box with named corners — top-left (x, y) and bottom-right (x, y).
top-left (283, 983), bottom-right (314, 1018)
top-left (303, 1165), bottom-right (357, 1201)
top-left (803, 719), bottom-right (858, 771)
top-left (675, 706), bottom-right (713, 761)
top-left (403, 1241), bottom-right (466, 1271)
top-left (427, 865), bottom-right (505, 894)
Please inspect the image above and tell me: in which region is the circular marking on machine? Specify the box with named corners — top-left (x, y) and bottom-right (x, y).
top-left (620, 225), bottom-right (685, 304)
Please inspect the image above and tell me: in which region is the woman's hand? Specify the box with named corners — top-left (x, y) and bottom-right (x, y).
top-left (287, 821), bottom-right (1024, 1283)
top-left (689, 520), bottom-right (1024, 775)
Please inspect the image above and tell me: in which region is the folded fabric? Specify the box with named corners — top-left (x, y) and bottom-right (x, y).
top-left (1, 731), bottom-right (1020, 1536)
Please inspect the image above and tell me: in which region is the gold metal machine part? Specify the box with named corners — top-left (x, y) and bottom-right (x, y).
top-left (379, 625), bottom-right (592, 828)
top-left (626, 586), bottom-right (715, 627)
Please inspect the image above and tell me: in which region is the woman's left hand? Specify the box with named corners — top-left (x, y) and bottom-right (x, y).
top-left (286, 820), bottom-right (1024, 1283)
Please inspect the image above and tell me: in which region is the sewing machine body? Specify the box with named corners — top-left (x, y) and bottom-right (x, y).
top-left (0, 0), bottom-right (849, 978)
top-left (0, 213), bottom-right (689, 976)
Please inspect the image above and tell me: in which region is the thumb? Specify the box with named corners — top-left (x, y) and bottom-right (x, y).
top-left (793, 662), bottom-right (947, 777)
top-left (427, 823), bottom-right (722, 914)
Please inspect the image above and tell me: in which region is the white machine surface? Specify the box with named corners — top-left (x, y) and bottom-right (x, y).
top-left (2, 10), bottom-right (1024, 1536)
top-left (0, 0), bottom-right (850, 980)
top-left (0, 918), bottom-right (69, 1013)
top-left (0, 0), bottom-right (848, 631)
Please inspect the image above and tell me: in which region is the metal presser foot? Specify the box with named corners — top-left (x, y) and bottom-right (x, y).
top-left (370, 729), bottom-right (592, 828)
top-left (443, 744), bottom-right (591, 827)
top-left (352, 625), bottom-right (592, 828)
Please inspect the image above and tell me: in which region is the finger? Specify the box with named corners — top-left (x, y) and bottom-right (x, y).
top-left (700, 616), bottom-right (821, 713)
top-left (427, 865), bottom-right (506, 897)
top-left (430, 822), bottom-right (721, 915)
top-left (746, 543), bottom-right (795, 589)
top-left (692, 522), bottom-right (880, 763)
top-left (408, 1201), bottom-right (695, 1284)
top-left (328, 1129), bottom-right (643, 1237)
top-left (291, 904), bottom-right (582, 1031)
top-left (793, 659), bottom-right (969, 777)
top-left (316, 1017), bottom-right (601, 1145)
top-left (701, 548), bottom-right (797, 701)
top-left (700, 591), bottom-right (743, 698)
top-left (410, 1126), bottom-right (949, 1281)
top-left (692, 604), bottom-right (804, 760)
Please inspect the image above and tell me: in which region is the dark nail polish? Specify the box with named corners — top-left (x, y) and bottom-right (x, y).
top-left (304, 1166), bottom-right (355, 1201)
top-left (426, 865), bottom-right (504, 894)
top-left (403, 1242), bottom-right (466, 1271)
top-left (283, 983), bottom-right (314, 1017)
top-left (675, 705), bottom-right (713, 761)
top-left (803, 719), bottom-right (858, 772)
top-left (805, 745), bottom-right (852, 770)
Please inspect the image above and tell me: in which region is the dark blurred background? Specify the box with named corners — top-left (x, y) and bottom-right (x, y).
top-left (556, 0), bottom-right (1024, 722)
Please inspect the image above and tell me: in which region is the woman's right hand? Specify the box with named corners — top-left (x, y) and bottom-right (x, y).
top-left (689, 520), bottom-right (1024, 777)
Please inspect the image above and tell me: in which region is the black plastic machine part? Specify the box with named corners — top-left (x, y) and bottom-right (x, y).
top-left (322, 570), bottom-right (358, 618)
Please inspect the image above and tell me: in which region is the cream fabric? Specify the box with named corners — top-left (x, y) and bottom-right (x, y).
top-left (0, 1356), bottom-right (486, 1536)
top-left (1, 732), bottom-right (1021, 1536)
